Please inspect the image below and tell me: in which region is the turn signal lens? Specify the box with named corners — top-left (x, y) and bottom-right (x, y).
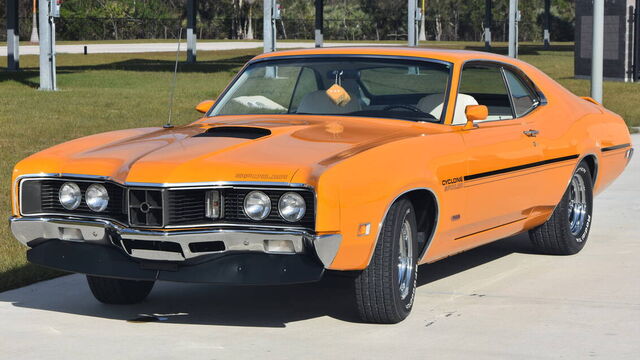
top-left (264, 239), bottom-right (296, 253)
top-left (357, 223), bottom-right (371, 236)
top-left (205, 190), bottom-right (221, 219)
top-left (86, 184), bottom-right (109, 212)
top-left (58, 182), bottom-right (81, 210)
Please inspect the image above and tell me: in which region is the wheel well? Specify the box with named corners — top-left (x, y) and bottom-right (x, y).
top-left (582, 155), bottom-right (598, 183)
top-left (403, 190), bottom-right (438, 259)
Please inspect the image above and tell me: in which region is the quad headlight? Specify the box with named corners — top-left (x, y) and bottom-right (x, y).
top-left (58, 182), bottom-right (81, 210)
top-left (86, 184), bottom-right (109, 212)
top-left (278, 192), bottom-right (306, 222)
top-left (243, 191), bottom-right (271, 220)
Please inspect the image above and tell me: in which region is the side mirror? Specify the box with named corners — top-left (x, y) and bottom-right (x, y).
top-left (463, 105), bottom-right (488, 130)
top-left (195, 100), bottom-right (215, 114)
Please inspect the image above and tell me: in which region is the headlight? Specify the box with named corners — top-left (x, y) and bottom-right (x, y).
top-left (85, 184), bottom-right (109, 212)
top-left (278, 192), bottom-right (306, 222)
top-left (59, 182), bottom-right (81, 210)
top-left (243, 191), bottom-right (271, 220)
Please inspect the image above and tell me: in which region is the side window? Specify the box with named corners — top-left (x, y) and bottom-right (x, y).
top-left (504, 69), bottom-right (538, 117)
top-left (289, 67), bottom-right (319, 112)
top-left (456, 65), bottom-right (513, 125)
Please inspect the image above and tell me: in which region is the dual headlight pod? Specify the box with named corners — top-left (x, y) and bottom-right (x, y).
top-left (58, 182), bottom-right (109, 212)
top-left (243, 191), bottom-right (306, 222)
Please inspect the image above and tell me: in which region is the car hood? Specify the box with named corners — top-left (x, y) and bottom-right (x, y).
top-left (16, 115), bottom-right (426, 185)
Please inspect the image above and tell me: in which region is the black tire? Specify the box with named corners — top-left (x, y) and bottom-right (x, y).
top-left (529, 162), bottom-right (594, 255)
top-left (354, 198), bottom-right (418, 324)
top-left (86, 275), bottom-right (154, 304)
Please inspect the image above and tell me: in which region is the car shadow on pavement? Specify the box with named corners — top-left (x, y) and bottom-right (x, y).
top-left (0, 233), bottom-right (536, 327)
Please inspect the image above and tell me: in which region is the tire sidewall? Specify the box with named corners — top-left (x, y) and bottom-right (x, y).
top-left (390, 200), bottom-right (419, 317)
top-left (562, 164), bottom-right (594, 251)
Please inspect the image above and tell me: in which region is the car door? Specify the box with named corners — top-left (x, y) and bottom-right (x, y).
top-left (454, 63), bottom-right (543, 242)
top-left (501, 66), bottom-right (580, 215)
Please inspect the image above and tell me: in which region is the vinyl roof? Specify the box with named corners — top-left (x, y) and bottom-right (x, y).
top-left (253, 46), bottom-right (521, 65)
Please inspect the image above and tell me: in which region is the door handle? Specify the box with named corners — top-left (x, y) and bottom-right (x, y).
top-left (523, 129), bottom-right (539, 137)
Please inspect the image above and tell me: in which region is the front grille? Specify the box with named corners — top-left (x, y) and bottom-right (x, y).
top-left (167, 189), bottom-right (207, 225)
top-left (25, 179), bottom-right (127, 223)
top-left (128, 189), bottom-right (164, 227)
top-left (21, 178), bottom-right (315, 230)
top-left (167, 188), bottom-right (315, 228)
top-left (223, 189), bottom-right (315, 228)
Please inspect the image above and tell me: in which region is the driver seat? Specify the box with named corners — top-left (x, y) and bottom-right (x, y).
top-left (417, 93), bottom-right (478, 125)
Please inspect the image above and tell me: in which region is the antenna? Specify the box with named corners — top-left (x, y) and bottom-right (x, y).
top-left (165, 27), bottom-right (183, 129)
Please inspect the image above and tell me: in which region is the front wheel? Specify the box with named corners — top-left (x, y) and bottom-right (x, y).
top-left (354, 198), bottom-right (418, 324)
top-left (529, 162), bottom-right (594, 255)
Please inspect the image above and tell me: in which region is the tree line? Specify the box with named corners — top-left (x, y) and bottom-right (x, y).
top-left (2, 0), bottom-right (576, 42)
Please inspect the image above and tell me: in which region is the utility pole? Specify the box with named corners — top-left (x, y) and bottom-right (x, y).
top-left (263, 0), bottom-right (277, 52)
top-left (315, 0), bottom-right (324, 47)
top-left (7, 0), bottom-right (20, 71)
top-left (508, 0), bottom-right (518, 58)
top-left (186, 0), bottom-right (197, 63)
top-left (591, 0), bottom-right (604, 102)
top-left (30, 0), bottom-right (39, 43)
top-left (39, 0), bottom-right (58, 90)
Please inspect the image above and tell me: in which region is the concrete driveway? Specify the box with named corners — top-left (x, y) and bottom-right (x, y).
top-left (1, 135), bottom-right (638, 359)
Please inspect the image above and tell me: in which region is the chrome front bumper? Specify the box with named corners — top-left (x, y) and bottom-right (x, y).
top-left (10, 216), bottom-right (342, 268)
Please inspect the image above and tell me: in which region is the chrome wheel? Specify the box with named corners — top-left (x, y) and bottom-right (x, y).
top-left (397, 215), bottom-right (414, 300)
top-left (568, 173), bottom-right (587, 236)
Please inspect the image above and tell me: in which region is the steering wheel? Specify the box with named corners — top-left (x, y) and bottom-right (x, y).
top-left (382, 104), bottom-right (437, 120)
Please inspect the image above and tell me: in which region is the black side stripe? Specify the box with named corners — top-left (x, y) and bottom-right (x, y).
top-left (601, 143), bottom-right (631, 152)
top-left (464, 154), bottom-right (579, 181)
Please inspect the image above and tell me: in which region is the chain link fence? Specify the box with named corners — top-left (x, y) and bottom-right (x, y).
top-left (1, 17), bottom-right (569, 43)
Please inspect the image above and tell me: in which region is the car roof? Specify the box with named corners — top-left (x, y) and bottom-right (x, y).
top-left (251, 46), bottom-right (522, 66)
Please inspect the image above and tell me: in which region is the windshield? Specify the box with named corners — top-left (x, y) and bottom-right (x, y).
top-left (210, 57), bottom-right (452, 122)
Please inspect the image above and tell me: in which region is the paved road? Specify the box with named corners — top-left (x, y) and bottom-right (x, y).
top-left (1, 135), bottom-right (638, 360)
top-left (0, 41), bottom-right (392, 56)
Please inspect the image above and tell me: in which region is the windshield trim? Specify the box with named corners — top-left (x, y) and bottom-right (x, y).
top-left (206, 54), bottom-right (454, 124)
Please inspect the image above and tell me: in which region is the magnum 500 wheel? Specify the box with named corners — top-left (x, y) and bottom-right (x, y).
top-left (354, 198), bottom-right (418, 324)
top-left (529, 162), bottom-right (594, 255)
top-left (86, 275), bottom-right (155, 304)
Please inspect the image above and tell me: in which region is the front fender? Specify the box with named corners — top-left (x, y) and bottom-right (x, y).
top-left (315, 139), bottom-right (443, 270)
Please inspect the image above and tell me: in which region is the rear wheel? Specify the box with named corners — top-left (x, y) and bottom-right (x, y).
top-left (86, 275), bottom-right (155, 304)
top-left (529, 162), bottom-right (594, 255)
top-left (354, 198), bottom-right (418, 324)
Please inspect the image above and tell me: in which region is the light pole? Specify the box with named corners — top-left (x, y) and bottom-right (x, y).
top-left (591, 0), bottom-right (604, 102)
top-left (263, 0), bottom-right (277, 52)
top-left (408, 0), bottom-right (419, 47)
top-left (508, 0), bottom-right (518, 58)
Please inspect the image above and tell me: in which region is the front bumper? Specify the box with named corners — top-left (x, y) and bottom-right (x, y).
top-left (10, 216), bottom-right (343, 285)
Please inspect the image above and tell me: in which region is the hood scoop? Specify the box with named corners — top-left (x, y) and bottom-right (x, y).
top-left (195, 126), bottom-right (271, 140)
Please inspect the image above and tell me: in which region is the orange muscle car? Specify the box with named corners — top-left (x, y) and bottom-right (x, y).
top-left (10, 47), bottom-right (633, 323)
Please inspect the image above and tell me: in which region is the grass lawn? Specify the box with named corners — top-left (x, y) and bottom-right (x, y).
top-left (0, 42), bottom-right (638, 292)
